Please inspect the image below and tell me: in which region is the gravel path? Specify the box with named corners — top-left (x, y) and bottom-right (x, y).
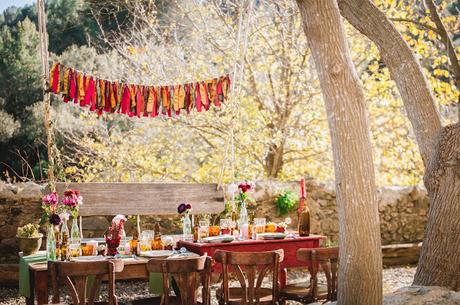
top-left (0, 267), bottom-right (416, 305)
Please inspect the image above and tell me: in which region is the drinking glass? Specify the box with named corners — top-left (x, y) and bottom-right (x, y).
top-left (219, 218), bottom-right (231, 235)
top-left (81, 244), bottom-right (94, 256)
top-left (254, 218), bottom-right (266, 239)
top-left (199, 219), bottom-right (209, 241)
top-left (140, 238), bottom-right (151, 252)
top-left (69, 244), bottom-right (81, 257)
top-left (209, 226), bottom-right (220, 237)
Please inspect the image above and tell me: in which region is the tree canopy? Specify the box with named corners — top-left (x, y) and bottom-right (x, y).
top-left (0, 0), bottom-right (458, 186)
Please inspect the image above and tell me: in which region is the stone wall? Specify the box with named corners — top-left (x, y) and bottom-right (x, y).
top-left (0, 180), bottom-right (429, 264)
top-left (250, 179), bottom-right (429, 245)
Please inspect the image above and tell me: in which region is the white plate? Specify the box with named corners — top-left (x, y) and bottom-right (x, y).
top-left (71, 256), bottom-right (107, 262)
top-left (258, 233), bottom-right (287, 240)
top-left (202, 235), bottom-right (235, 243)
top-left (140, 250), bottom-right (174, 258)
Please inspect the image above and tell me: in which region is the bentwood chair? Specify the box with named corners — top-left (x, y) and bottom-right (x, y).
top-left (279, 247), bottom-right (339, 304)
top-left (146, 255), bottom-right (212, 305)
top-left (49, 259), bottom-right (125, 305)
top-left (214, 249), bottom-right (284, 305)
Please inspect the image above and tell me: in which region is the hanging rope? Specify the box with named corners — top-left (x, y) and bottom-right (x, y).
top-left (217, 0), bottom-right (255, 192)
top-left (37, 0), bottom-right (57, 192)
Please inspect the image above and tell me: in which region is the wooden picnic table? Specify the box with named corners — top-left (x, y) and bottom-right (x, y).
top-left (178, 234), bottom-right (326, 288)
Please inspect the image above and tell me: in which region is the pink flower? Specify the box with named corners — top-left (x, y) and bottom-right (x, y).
top-left (62, 189), bottom-right (82, 209)
top-left (42, 192), bottom-right (58, 207)
top-left (238, 182), bottom-right (252, 193)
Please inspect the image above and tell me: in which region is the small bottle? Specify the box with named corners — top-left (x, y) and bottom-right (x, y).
top-left (248, 212), bottom-right (255, 240)
top-left (60, 229), bottom-right (69, 261)
top-left (46, 224), bottom-right (57, 261)
top-left (298, 179), bottom-right (311, 236)
top-left (231, 208), bottom-right (238, 235)
top-left (152, 223), bottom-right (165, 250)
top-left (129, 230), bottom-right (139, 256)
top-left (193, 216), bottom-right (200, 243)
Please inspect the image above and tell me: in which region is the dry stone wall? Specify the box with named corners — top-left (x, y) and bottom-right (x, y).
top-left (0, 180), bottom-right (429, 264)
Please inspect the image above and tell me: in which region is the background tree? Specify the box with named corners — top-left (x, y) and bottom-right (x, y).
top-left (296, 0), bottom-right (382, 303)
top-left (338, 0), bottom-right (460, 290)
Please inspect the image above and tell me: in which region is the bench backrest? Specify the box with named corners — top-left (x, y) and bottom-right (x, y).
top-left (55, 182), bottom-right (225, 216)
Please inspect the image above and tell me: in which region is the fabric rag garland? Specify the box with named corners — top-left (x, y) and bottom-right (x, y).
top-left (49, 62), bottom-right (231, 118)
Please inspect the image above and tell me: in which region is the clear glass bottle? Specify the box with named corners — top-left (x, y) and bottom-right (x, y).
top-left (70, 217), bottom-right (81, 245)
top-left (239, 201), bottom-right (249, 240)
top-left (46, 224), bottom-right (57, 261)
top-left (182, 212), bottom-right (192, 241)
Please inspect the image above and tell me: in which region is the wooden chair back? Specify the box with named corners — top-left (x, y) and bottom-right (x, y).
top-left (49, 259), bottom-right (124, 305)
top-left (147, 256), bottom-right (212, 305)
top-left (297, 247), bottom-right (339, 302)
top-left (214, 249), bottom-right (284, 305)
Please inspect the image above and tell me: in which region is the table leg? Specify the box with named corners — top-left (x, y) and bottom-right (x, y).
top-left (279, 268), bottom-right (287, 305)
top-left (26, 269), bottom-right (35, 305)
top-left (36, 270), bottom-right (49, 305)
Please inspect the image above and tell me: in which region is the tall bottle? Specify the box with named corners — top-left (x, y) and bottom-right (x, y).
top-left (298, 178), bottom-right (311, 236)
top-left (60, 224), bottom-right (69, 261)
top-left (193, 216), bottom-right (200, 243)
top-left (182, 212), bottom-right (192, 241)
top-left (231, 207), bottom-right (238, 236)
top-left (239, 201), bottom-right (249, 240)
top-left (46, 224), bottom-right (57, 261)
top-left (70, 217), bottom-right (81, 245)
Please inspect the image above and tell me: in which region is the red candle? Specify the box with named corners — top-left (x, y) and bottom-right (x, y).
top-left (300, 178), bottom-right (305, 198)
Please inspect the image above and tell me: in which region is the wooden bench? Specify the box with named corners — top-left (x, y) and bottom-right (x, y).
top-left (55, 182), bottom-right (225, 234)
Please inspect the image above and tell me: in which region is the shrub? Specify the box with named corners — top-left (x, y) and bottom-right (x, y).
top-left (274, 190), bottom-right (297, 215)
top-left (17, 223), bottom-right (41, 238)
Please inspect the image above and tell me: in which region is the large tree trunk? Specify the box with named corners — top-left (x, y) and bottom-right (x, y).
top-left (337, 0), bottom-right (442, 163)
top-left (413, 123), bottom-right (460, 290)
top-left (337, 0), bottom-right (460, 290)
top-left (296, 1), bottom-right (382, 304)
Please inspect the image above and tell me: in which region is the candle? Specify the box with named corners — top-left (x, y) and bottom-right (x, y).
top-left (300, 178), bottom-right (305, 198)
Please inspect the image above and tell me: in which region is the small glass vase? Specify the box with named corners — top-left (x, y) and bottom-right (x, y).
top-left (46, 224), bottom-right (57, 261)
top-left (182, 212), bottom-right (192, 241)
top-left (70, 217), bottom-right (81, 245)
top-left (239, 201), bottom-right (249, 240)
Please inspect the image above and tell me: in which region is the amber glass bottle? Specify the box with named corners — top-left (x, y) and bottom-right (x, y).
top-left (129, 230), bottom-right (139, 256)
top-left (298, 196), bottom-right (311, 236)
top-left (60, 231), bottom-right (69, 261)
top-left (193, 217), bottom-right (200, 243)
top-left (152, 223), bottom-right (165, 250)
top-left (231, 208), bottom-right (238, 235)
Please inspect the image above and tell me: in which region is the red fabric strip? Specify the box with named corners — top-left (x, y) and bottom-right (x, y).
top-left (195, 82), bottom-right (202, 112)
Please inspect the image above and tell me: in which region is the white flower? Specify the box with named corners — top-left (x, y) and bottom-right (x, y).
top-left (285, 217), bottom-right (292, 225)
top-left (59, 212), bottom-right (70, 221)
top-left (227, 183), bottom-right (238, 197)
top-left (112, 214), bottom-right (127, 225)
